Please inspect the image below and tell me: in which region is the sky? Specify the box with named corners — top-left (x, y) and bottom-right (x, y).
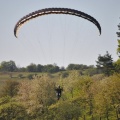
top-left (0, 0), bottom-right (120, 67)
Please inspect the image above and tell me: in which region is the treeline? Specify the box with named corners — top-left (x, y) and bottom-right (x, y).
top-left (0, 60), bottom-right (96, 73)
top-left (1, 51), bottom-right (120, 76)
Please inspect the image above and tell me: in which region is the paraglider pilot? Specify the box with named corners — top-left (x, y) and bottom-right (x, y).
top-left (55, 85), bottom-right (63, 100)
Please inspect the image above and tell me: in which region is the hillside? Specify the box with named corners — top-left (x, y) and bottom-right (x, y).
top-left (0, 71), bottom-right (119, 120)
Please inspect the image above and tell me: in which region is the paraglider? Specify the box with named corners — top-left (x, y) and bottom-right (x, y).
top-left (14, 8), bottom-right (101, 37)
top-left (55, 85), bottom-right (63, 100)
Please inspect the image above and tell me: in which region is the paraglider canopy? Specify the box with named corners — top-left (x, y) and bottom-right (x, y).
top-left (14, 8), bottom-right (101, 38)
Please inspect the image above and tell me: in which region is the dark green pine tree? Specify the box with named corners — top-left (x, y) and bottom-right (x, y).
top-left (116, 23), bottom-right (120, 37)
top-left (116, 23), bottom-right (120, 56)
top-left (96, 51), bottom-right (114, 76)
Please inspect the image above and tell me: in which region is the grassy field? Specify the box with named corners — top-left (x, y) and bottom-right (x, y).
top-left (0, 71), bottom-right (60, 87)
top-left (0, 72), bottom-right (38, 88)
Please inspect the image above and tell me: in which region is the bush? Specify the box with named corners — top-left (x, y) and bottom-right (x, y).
top-left (18, 74), bottom-right (23, 78)
top-left (27, 74), bottom-right (33, 80)
top-left (61, 72), bottom-right (69, 78)
top-left (0, 102), bottom-right (28, 120)
top-left (0, 80), bottom-right (19, 97)
top-left (0, 96), bottom-right (28, 120)
top-left (48, 101), bottom-right (81, 120)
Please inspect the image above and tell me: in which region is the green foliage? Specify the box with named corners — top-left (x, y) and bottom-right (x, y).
top-left (18, 74), bottom-right (23, 78)
top-left (27, 74), bottom-right (34, 80)
top-left (116, 23), bottom-right (120, 56)
top-left (36, 64), bottom-right (43, 72)
top-left (48, 101), bottom-right (81, 120)
top-left (0, 96), bottom-right (11, 105)
top-left (0, 98), bottom-right (27, 120)
top-left (96, 51), bottom-right (114, 76)
top-left (117, 40), bottom-right (120, 55)
top-left (27, 63), bottom-right (37, 72)
top-left (66, 64), bottom-right (88, 70)
top-left (26, 63), bottom-right (60, 73)
top-left (0, 80), bottom-right (19, 97)
top-left (0, 60), bottom-right (17, 72)
top-left (18, 67), bottom-right (27, 72)
top-left (43, 64), bottom-right (60, 73)
top-left (0, 71), bottom-right (119, 119)
top-left (61, 72), bottom-right (69, 78)
top-left (0, 60), bottom-right (100, 76)
top-left (116, 24), bottom-right (120, 37)
top-left (114, 58), bottom-right (120, 73)
top-left (17, 75), bottom-right (56, 118)
top-left (93, 74), bottom-right (120, 119)
top-left (83, 67), bottom-right (98, 76)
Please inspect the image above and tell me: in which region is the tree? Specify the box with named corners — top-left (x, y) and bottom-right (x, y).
top-left (49, 101), bottom-right (81, 120)
top-left (114, 59), bottom-right (120, 73)
top-left (27, 63), bottom-right (37, 72)
top-left (0, 60), bottom-right (17, 72)
top-left (36, 64), bottom-right (43, 72)
top-left (0, 80), bottom-right (19, 97)
top-left (17, 76), bottom-right (56, 117)
top-left (93, 74), bottom-right (120, 120)
top-left (43, 64), bottom-right (60, 73)
top-left (117, 40), bottom-right (120, 56)
top-left (0, 96), bottom-right (27, 120)
top-left (66, 64), bottom-right (88, 70)
top-left (96, 51), bottom-right (114, 76)
top-left (17, 67), bottom-right (26, 72)
top-left (116, 23), bottom-right (120, 56)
